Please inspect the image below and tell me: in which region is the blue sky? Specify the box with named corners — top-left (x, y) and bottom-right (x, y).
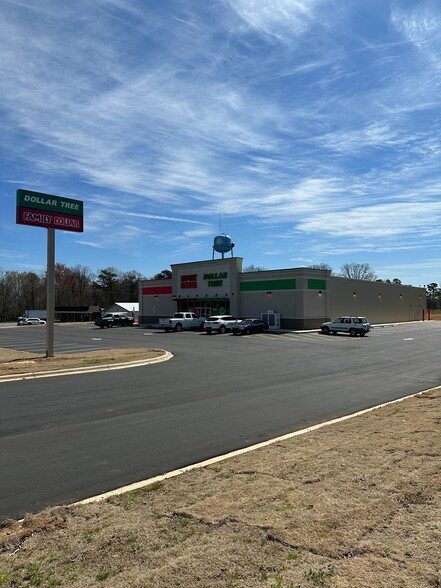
top-left (1, 0), bottom-right (440, 286)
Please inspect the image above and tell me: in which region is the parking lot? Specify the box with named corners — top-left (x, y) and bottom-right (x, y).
top-left (1, 320), bottom-right (441, 521)
top-left (2, 320), bottom-right (372, 357)
top-left (0, 319), bottom-right (438, 353)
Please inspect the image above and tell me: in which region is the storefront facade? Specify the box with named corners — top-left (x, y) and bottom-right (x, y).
top-left (139, 257), bottom-right (426, 329)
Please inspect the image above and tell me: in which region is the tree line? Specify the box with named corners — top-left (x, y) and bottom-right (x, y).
top-left (0, 265), bottom-right (149, 322)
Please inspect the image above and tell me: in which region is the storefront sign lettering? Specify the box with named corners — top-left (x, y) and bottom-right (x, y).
top-left (204, 272), bottom-right (227, 287)
top-left (181, 274), bottom-right (197, 289)
top-left (203, 272), bottom-right (227, 280)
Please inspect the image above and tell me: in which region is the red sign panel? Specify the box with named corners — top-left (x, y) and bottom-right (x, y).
top-left (142, 285), bottom-right (173, 296)
top-left (180, 274), bottom-right (197, 289)
top-left (16, 207), bottom-right (84, 232)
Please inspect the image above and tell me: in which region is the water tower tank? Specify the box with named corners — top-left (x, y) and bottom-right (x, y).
top-left (213, 234), bottom-right (235, 258)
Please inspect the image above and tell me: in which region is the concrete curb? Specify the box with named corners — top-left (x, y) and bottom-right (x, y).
top-left (0, 351), bottom-right (173, 383)
top-left (75, 384), bottom-right (441, 507)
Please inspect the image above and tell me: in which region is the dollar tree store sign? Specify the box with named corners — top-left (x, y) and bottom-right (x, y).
top-left (16, 189), bottom-right (83, 232)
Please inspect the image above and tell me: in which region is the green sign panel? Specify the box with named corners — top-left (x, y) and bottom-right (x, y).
top-left (16, 189), bottom-right (84, 232)
top-left (240, 279), bottom-right (296, 292)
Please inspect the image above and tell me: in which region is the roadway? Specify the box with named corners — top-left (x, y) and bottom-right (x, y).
top-left (0, 321), bottom-right (440, 521)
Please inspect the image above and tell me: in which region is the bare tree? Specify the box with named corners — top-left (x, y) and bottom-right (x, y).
top-left (53, 263), bottom-right (75, 306)
top-left (308, 263), bottom-right (333, 274)
top-left (243, 264), bottom-right (268, 272)
top-left (0, 270), bottom-right (45, 320)
top-left (20, 271), bottom-right (45, 310)
top-left (340, 263), bottom-right (377, 281)
top-left (0, 270), bottom-right (18, 320)
top-left (70, 265), bottom-right (95, 305)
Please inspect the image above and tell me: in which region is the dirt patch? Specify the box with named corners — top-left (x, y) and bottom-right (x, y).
top-left (0, 384), bottom-right (439, 587)
top-left (0, 347), bottom-right (167, 376)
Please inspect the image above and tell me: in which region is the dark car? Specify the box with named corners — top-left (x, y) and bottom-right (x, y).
top-left (94, 313), bottom-right (134, 328)
top-left (231, 318), bottom-right (269, 335)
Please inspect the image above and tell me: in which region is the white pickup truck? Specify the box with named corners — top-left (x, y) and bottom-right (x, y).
top-left (159, 312), bottom-right (205, 332)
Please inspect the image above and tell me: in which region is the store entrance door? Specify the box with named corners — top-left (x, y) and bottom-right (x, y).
top-left (178, 300), bottom-right (230, 317)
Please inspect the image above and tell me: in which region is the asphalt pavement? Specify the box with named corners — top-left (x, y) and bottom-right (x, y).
top-left (1, 321), bottom-right (440, 521)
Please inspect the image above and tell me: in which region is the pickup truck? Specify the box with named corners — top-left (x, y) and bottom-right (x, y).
top-left (159, 312), bottom-right (205, 332)
top-left (94, 313), bottom-right (134, 328)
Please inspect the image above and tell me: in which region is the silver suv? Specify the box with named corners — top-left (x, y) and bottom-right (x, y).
top-left (204, 315), bottom-right (237, 334)
top-left (321, 316), bottom-right (371, 337)
top-left (18, 318), bottom-right (46, 326)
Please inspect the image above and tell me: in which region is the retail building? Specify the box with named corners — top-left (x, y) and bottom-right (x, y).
top-left (139, 256), bottom-right (426, 330)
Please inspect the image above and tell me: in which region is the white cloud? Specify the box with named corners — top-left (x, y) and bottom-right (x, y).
top-left (183, 227), bottom-right (215, 238)
top-left (226, 0), bottom-right (321, 41)
top-left (297, 201), bottom-right (441, 238)
top-left (391, 2), bottom-right (441, 49)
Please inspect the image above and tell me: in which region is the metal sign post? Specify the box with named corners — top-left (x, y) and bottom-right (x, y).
top-left (46, 228), bottom-right (55, 357)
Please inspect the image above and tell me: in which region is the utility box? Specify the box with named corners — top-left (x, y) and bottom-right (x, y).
top-left (262, 310), bottom-right (280, 330)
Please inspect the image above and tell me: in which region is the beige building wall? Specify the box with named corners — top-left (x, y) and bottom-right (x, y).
top-left (139, 279), bottom-right (174, 324)
top-left (139, 261), bottom-right (426, 328)
top-left (238, 268), bottom-right (299, 321)
top-left (329, 277), bottom-right (425, 323)
top-left (238, 267), bottom-right (329, 329)
top-left (171, 257), bottom-right (243, 317)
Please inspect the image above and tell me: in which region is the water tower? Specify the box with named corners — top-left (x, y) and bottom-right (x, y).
top-left (212, 234), bottom-right (235, 259)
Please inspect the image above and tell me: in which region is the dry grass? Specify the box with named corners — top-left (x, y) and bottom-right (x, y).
top-left (0, 381), bottom-right (439, 587)
top-left (0, 347), bottom-right (166, 376)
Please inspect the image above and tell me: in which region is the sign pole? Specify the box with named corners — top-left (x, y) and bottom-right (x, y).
top-left (46, 228), bottom-right (55, 357)
top-left (16, 189), bottom-right (83, 358)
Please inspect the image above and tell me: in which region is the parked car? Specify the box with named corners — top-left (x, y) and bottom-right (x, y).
top-left (321, 316), bottom-right (371, 337)
top-left (94, 313), bottom-right (134, 328)
top-left (231, 318), bottom-right (269, 335)
top-left (159, 312), bottom-right (205, 332)
top-left (205, 315), bottom-right (237, 334)
top-left (18, 318), bottom-right (46, 326)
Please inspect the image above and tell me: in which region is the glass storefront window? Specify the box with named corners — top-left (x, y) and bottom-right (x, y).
top-left (178, 300), bottom-right (230, 317)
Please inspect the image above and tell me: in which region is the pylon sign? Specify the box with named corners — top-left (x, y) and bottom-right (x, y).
top-left (16, 189), bottom-right (84, 233)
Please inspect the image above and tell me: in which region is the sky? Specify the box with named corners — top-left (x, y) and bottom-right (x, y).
top-left (1, 0), bottom-right (441, 287)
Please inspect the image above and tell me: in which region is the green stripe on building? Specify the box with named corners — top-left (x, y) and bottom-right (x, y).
top-left (308, 279), bottom-right (326, 290)
top-left (240, 279), bottom-right (296, 292)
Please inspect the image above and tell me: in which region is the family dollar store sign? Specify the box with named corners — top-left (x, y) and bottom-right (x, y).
top-left (16, 189), bottom-right (84, 232)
